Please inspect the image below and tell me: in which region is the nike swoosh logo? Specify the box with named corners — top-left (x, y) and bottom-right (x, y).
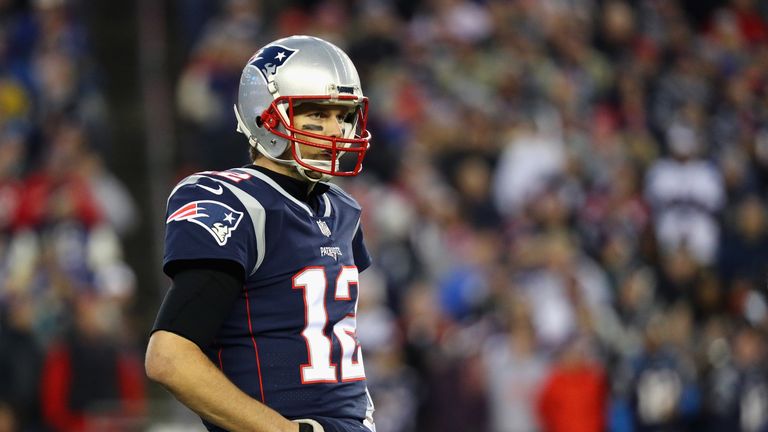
top-left (197, 183), bottom-right (223, 195)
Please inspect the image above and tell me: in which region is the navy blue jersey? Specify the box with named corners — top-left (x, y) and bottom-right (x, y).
top-left (163, 167), bottom-right (375, 431)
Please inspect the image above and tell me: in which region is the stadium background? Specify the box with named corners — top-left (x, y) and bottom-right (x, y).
top-left (1, 0), bottom-right (768, 431)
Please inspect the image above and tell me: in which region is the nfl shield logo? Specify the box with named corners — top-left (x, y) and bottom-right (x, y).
top-left (316, 220), bottom-right (332, 237)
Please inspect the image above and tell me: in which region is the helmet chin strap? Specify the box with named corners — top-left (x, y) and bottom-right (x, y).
top-left (292, 144), bottom-right (333, 183)
top-left (297, 165), bottom-right (330, 183)
top-left (259, 142), bottom-right (330, 183)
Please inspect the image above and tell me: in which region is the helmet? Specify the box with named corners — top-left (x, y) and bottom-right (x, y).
top-left (234, 35), bottom-right (371, 181)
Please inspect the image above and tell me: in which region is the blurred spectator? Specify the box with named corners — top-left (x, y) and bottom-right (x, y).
top-left (492, 118), bottom-right (567, 218)
top-left (594, 0), bottom-right (638, 62)
top-left (357, 268), bottom-right (419, 432)
top-left (655, 245), bottom-right (722, 321)
top-left (0, 123), bottom-right (26, 232)
top-left (450, 156), bottom-right (502, 230)
top-left (398, 281), bottom-right (489, 431)
top-left (515, 233), bottom-right (611, 349)
top-left (536, 335), bottom-right (607, 432)
top-left (0, 295), bottom-right (44, 431)
top-left (0, 401), bottom-right (16, 432)
top-left (27, 0), bottom-right (89, 58)
top-left (40, 295), bottom-right (145, 432)
top-left (704, 323), bottom-right (768, 432)
top-left (594, 266), bottom-right (658, 365)
top-left (437, 230), bottom-right (500, 322)
top-left (418, 324), bottom-right (489, 432)
top-left (622, 310), bottom-right (702, 431)
top-left (0, 75), bottom-right (31, 130)
top-left (175, 0), bottom-right (262, 171)
top-left (645, 116), bottom-right (725, 265)
top-left (16, 119), bottom-right (102, 230)
top-left (719, 195), bottom-right (768, 295)
top-left (714, 0), bottom-right (768, 46)
top-left (78, 152), bottom-right (139, 236)
top-left (30, 47), bottom-right (110, 154)
top-left (482, 295), bottom-right (548, 432)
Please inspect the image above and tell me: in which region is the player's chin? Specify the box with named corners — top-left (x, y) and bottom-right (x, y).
top-left (307, 150), bottom-right (333, 161)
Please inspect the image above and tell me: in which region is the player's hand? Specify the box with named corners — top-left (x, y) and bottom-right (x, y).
top-left (293, 419), bottom-right (325, 432)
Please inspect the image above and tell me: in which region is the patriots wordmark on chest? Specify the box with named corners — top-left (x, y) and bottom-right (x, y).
top-left (320, 246), bottom-right (343, 261)
top-left (316, 219), bottom-right (332, 237)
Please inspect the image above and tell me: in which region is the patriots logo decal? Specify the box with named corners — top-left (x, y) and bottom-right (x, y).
top-left (167, 200), bottom-right (244, 246)
top-left (248, 44), bottom-right (298, 83)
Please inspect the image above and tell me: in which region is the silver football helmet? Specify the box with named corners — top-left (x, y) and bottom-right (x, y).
top-left (234, 35), bottom-right (371, 181)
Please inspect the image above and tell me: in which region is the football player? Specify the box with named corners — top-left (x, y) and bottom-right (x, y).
top-left (145, 35), bottom-right (376, 432)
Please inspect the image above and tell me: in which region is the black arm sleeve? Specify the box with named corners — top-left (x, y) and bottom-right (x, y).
top-left (152, 259), bottom-right (244, 350)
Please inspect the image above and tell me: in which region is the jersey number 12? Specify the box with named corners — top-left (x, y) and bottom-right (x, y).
top-left (293, 266), bottom-right (366, 383)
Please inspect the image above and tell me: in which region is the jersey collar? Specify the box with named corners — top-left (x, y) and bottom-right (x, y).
top-left (247, 165), bottom-right (330, 205)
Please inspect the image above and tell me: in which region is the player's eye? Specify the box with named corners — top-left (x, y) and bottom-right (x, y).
top-left (340, 111), bottom-right (356, 123)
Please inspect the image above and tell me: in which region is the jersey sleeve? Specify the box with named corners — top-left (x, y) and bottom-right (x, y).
top-left (352, 221), bottom-right (371, 272)
top-left (163, 176), bottom-right (257, 275)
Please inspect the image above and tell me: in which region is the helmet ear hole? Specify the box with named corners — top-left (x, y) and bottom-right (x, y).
top-left (255, 116), bottom-right (264, 128)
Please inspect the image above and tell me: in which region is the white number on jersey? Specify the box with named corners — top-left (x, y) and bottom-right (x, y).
top-left (293, 266), bottom-right (366, 383)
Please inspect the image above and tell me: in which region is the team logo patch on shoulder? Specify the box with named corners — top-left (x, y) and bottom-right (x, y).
top-left (248, 44), bottom-right (298, 84)
top-left (167, 200), bottom-right (244, 246)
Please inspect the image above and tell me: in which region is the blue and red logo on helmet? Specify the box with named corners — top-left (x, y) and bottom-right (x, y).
top-left (167, 200), bottom-right (244, 246)
top-left (248, 44), bottom-right (298, 84)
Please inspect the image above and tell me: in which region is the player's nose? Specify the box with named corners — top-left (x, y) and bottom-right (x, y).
top-left (326, 118), bottom-right (343, 138)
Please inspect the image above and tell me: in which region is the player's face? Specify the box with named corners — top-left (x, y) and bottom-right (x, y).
top-left (291, 103), bottom-right (355, 160)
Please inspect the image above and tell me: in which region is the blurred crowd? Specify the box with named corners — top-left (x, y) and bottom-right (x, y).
top-left (176, 0), bottom-right (768, 431)
top-left (0, 0), bottom-right (143, 431)
top-left (4, 0), bottom-right (768, 431)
